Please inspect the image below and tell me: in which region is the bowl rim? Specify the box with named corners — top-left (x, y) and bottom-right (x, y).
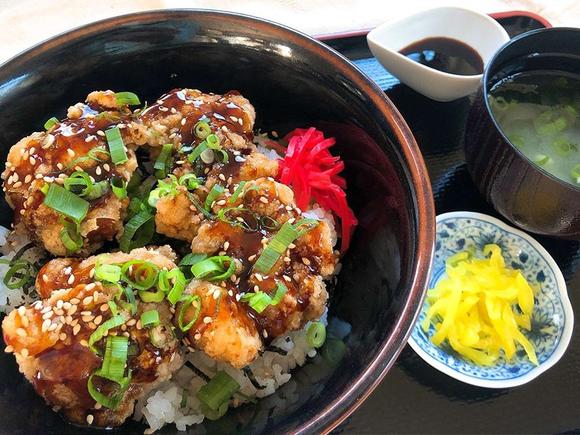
top-left (483, 26), bottom-right (580, 193)
top-left (409, 211), bottom-right (574, 388)
top-left (0, 8), bottom-right (436, 434)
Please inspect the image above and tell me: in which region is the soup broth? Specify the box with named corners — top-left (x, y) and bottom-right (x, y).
top-left (489, 71), bottom-right (580, 187)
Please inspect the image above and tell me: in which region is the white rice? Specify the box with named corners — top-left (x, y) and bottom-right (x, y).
top-left (135, 311), bottom-right (328, 433)
top-left (254, 132), bottom-right (282, 161)
top-left (0, 225), bottom-right (45, 312)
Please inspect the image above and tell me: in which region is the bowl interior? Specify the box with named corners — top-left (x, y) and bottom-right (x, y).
top-left (410, 213), bottom-right (572, 388)
top-left (0, 10), bottom-right (432, 434)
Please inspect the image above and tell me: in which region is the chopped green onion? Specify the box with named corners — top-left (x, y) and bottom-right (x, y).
top-left (140, 310), bottom-right (160, 328)
top-left (179, 174), bottom-right (202, 191)
top-left (571, 164), bottom-right (580, 183)
top-left (533, 154), bottom-right (551, 166)
top-left (154, 144), bottom-right (174, 179)
top-left (2, 260), bottom-right (35, 290)
top-left (88, 312), bottom-right (128, 353)
top-left (190, 256), bottom-right (235, 282)
top-left (115, 91), bottom-right (141, 106)
top-left (253, 219), bottom-right (319, 274)
top-left (179, 253), bottom-right (208, 267)
top-left (121, 260), bottom-right (159, 290)
top-left (270, 282), bottom-right (288, 305)
top-left (201, 401), bottom-right (229, 421)
top-left (126, 171), bottom-right (142, 196)
top-left (148, 324), bottom-right (175, 348)
top-left (120, 286), bottom-right (137, 316)
top-left (204, 184), bottom-right (224, 210)
top-left (60, 219), bottom-right (83, 253)
top-left (217, 149), bottom-right (229, 164)
top-left (95, 263), bottom-right (121, 283)
top-left (196, 371), bottom-right (240, 412)
top-left (187, 192), bottom-right (214, 219)
top-left (108, 300), bottom-right (119, 316)
top-left (178, 294), bottom-right (202, 332)
top-left (148, 176), bottom-right (178, 207)
top-left (111, 176), bottom-right (128, 199)
top-left (65, 147), bottom-right (110, 170)
top-left (100, 335), bottom-right (129, 381)
top-left (205, 134), bottom-right (220, 150)
top-left (306, 322), bottom-right (326, 348)
top-left (188, 141), bottom-right (209, 163)
top-left (44, 117), bottom-right (59, 131)
top-left (63, 171), bottom-right (109, 200)
top-left (157, 270), bottom-right (171, 292)
top-left (135, 175), bottom-right (158, 201)
top-left (166, 268), bottom-right (188, 305)
top-left (194, 121), bottom-right (212, 139)
top-left (138, 288), bottom-right (165, 302)
top-left (87, 369), bottom-right (131, 409)
top-left (119, 210), bottom-right (155, 252)
top-left (217, 207), bottom-right (259, 232)
top-left (44, 183), bottom-right (89, 223)
top-left (105, 127), bottom-right (128, 165)
top-left (228, 181), bottom-right (246, 204)
top-left (240, 291), bottom-right (272, 313)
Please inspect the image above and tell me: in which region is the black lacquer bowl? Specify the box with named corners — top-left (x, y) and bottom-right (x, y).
top-left (465, 27), bottom-right (580, 239)
top-left (0, 10), bottom-right (434, 434)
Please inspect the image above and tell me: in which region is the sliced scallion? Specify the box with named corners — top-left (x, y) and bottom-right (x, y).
top-left (306, 322), bottom-right (326, 348)
top-left (105, 127), bottom-right (128, 165)
top-left (188, 141), bottom-right (209, 163)
top-left (253, 219), bottom-right (318, 274)
top-left (111, 176), bottom-right (128, 199)
top-left (154, 144), bottom-right (174, 179)
top-left (44, 117), bottom-right (59, 131)
top-left (88, 312), bottom-right (128, 354)
top-left (87, 369), bottom-right (131, 409)
top-left (270, 282), bottom-right (288, 305)
top-left (178, 294), bottom-right (202, 332)
top-left (140, 310), bottom-right (160, 328)
top-left (119, 210), bottom-right (155, 252)
top-left (120, 260), bottom-right (159, 290)
top-left (240, 291), bottom-right (271, 313)
top-left (194, 121), bottom-right (211, 139)
top-left (44, 183), bottom-right (89, 223)
top-left (2, 260), bottom-right (35, 290)
top-left (165, 268), bottom-right (187, 305)
top-left (100, 335), bottom-right (129, 381)
top-left (190, 256), bottom-right (235, 282)
top-left (196, 370), bottom-right (240, 412)
top-left (95, 263), bottom-right (121, 283)
top-left (60, 219), bottom-right (83, 253)
top-left (204, 184), bottom-right (225, 210)
top-left (115, 91), bottom-right (141, 106)
top-left (228, 181), bottom-right (246, 204)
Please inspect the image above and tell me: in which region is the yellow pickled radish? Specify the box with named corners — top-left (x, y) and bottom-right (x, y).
top-left (422, 244), bottom-right (538, 366)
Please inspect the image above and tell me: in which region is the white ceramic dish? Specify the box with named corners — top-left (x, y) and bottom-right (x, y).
top-left (409, 211), bottom-right (574, 388)
top-left (367, 7), bottom-right (510, 102)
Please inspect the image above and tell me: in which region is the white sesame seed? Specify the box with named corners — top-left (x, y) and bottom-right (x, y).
top-left (18, 306), bottom-right (26, 316)
top-left (218, 174), bottom-right (226, 182)
top-left (302, 257), bottom-right (311, 266)
top-left (223, 241), bottom-right (230, 250)
top-left (180, 118), bottom-right (187, 126)
top-left (67, 275), bottom-right (75, 285)
top-left (263, 330), bottom-right (268, 338)
top-left (12, 181), bottom-right (22, 188)
top-left (4, 345), bottom-right (14, 353)
top-left (59, 333), bottom-right (67, 342)
top-left (203, 316), bottom-right (212, 324)
top-left (82, 296), bottom-right (93, 305)
top-left (24, 174), bottom-right (32, 184)
top-left (95, 166), bottom-right (102, 175)
top-left (103, 163), bottom-right (110, 172)
top-left (259, 196), bottom-right (268, 204)
top-left (20, 348), bottom-right (29, 357)
top-left (48, 323), bottom-right (58, 331)
top-left (41, 306), bottom-right (52, 314)
top-left (80, 339), bottom-right (88, 347)
top-left (126, 319), bottom-right (137, 327)
top-left (80, 310), bottom-right (92, 316)
top-left (86, 414), bottom-right (94, 425)
top-left (94, 315), bottom-right (103, 325)
top-left (194, 333), bottom-right (201, 340)
top-left (56, 300), bottom-right (64, 309)
top-left (70, 298), bottom-right (80, 304)
top-left (85, 283), bottom-right (96, 291)
top-left (97, 130), bottom-right (105, 137)
top-left (41, 319), bottom-right (51, 332)
top-left (16, 328), bottom-right (27, 337)
top-left (100, 303), bottom-right (109, 312)
top-left (73, 324), bottom-right (81, 336)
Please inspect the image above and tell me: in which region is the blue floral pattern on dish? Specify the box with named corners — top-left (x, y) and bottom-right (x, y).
top-left (411, 215), bottom-right (568, 382)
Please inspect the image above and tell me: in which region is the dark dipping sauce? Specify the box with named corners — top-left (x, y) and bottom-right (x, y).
top-left (400, 37), bottom-right (483, 76)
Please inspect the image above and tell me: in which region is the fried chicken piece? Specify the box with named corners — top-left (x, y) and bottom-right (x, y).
top-left (153, 152), bottom-right (279, 243)
top-left (1, 246), bottom-right (182, 428)
top-left (1, 91), bottom-right (144, 257)
top-left (179, 280), bottom-right (262, 369)
top-left (136, 88), bottom-right (255, 149)
top-left (181, 178), bottom-right (338, 367)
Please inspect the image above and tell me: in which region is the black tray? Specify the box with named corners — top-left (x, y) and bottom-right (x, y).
top-left (325, 12), bottom-right (580, 434)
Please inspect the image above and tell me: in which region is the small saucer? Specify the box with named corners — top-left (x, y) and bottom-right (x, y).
top-left (409, 211), bottom-right (573, 388)
top-left (367, 7), bottom-right (509, 101)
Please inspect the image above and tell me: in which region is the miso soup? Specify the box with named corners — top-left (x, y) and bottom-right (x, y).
top-left (488, 71), bottom-right (580, 187)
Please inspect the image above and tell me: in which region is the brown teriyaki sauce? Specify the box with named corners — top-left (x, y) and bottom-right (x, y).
top-left (399, 37), bottom-right (483, 76)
